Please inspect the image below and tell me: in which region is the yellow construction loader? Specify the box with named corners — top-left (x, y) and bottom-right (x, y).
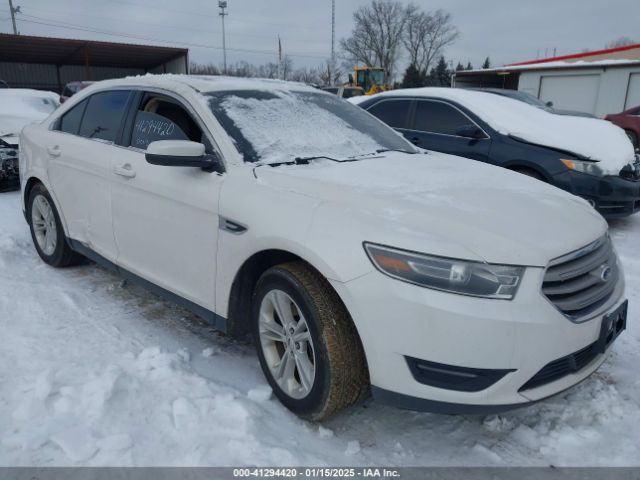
top-left (350, 67), bottom-right (391, 95)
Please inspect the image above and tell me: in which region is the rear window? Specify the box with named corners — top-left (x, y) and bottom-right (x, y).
top-left (78, 91), bottom-right (131, 142)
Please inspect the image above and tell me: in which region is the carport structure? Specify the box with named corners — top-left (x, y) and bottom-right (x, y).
top-left (0, 33), bottom-right (189, 93)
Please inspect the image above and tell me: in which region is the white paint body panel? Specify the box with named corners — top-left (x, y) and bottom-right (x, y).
top-left (19, 75), bottom-right (625, 410)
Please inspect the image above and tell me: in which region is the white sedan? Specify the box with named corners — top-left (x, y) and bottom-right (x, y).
top-left (19, 75), bottom-right (626, 419)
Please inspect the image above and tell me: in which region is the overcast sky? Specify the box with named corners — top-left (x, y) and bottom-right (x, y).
top-left (1, 0), bottom-right (637, 75)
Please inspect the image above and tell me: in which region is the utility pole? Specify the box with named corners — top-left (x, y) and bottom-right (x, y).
top-left (8, 0), bottom-right (20, 35)
top-left (218, 0), bottom-right (228, 73)
top-left (278, 35), bottom-right (282, 80)
top-left (330, 0), bottom-right (335, 86)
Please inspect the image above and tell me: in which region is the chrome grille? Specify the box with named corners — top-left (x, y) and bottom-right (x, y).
top-left (542, 236), bottom-right (619, 320)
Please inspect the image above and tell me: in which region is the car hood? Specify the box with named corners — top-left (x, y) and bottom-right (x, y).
top-left (254, 152), bottom-right (607, 267)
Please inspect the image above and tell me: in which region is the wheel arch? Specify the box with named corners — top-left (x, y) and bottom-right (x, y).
top-left (225, 248), bottom-right (364, 348)
top-left (504, 162), bottom-right (550, 182)
top-left (23, 176), bottom-right (70, 236)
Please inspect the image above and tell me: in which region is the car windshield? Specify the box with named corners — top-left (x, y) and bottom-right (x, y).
top-left (206, 89), bottom-right (415, 164)
top-left (505, 90), bottom-right (548, 109)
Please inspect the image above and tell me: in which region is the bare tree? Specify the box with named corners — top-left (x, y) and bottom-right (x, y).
top-left (403, 8), bottom-right (459, 73)
top-left (339, 0), bottom-right (409, 80)
top-left (256, 62), bottom-right (279, 79)
top-left (190, 62), bottom-right (221, 75)
top-left (606, 36), bottom-right (636, 48)
top-left (280, 55), bottom-right (294, 80)
top-left (289, 66), bottom-right (317, 84)
top-left (319, 60), bottom-right (343, 86)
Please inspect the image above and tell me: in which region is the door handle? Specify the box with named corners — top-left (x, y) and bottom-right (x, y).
top-left (47, 145), bottom-right (61, 157)
top-left (113, 163), bottom-right (136, 178)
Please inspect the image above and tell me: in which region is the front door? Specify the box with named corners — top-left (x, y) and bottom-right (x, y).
top-left (109, 91), bottom-right (224, 312)
top-left (408, 99), bottom-right (491, 162)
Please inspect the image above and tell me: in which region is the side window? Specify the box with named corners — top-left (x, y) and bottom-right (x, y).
top-left (79, 90), bottom-right (131, 142)
top-left (127, 94), bottom-right (207, 151)
top-left (367, 100), bottom-right (411, 128)
top-left (413, 100), bottom-right (476, 136)
top-left (58, 99), bottom-right (88, 135)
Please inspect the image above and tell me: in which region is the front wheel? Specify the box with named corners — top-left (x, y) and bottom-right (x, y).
top-left (27, 183), bottom-right (83, 267)
top-left (252, 262), bottom-right (369, 420)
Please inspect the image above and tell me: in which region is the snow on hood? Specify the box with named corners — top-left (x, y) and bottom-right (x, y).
top-left (255, 152), bottom-right (606, 266)
top-left (0, 89), bottom-right (59, 138)
top-left (357, 88), bottom-right (636, 175)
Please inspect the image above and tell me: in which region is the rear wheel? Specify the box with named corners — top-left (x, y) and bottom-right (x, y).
top-left (27, 183), bottom-right (83, 267)
top-left (252, 262), bottom-right (369, 420)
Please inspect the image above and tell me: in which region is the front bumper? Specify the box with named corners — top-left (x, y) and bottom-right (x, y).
top-left (553, 170), bottom-right (640, 218)
top-left (331, 266), bottom-right (626, 413)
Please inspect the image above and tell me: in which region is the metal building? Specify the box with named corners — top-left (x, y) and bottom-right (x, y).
top-left (453, 44), bottom-right (640, 116)
top-left (0, 34), bottom-right (189, 93)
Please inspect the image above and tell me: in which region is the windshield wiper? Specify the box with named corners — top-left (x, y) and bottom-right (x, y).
top-left (375, 148), bottom-right (420, 155)
top-left (264, 156), bottom-right (342, 168)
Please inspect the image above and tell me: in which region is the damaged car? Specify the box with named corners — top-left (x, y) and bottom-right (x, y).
top-left (0, 88), bottom-right (59, 191)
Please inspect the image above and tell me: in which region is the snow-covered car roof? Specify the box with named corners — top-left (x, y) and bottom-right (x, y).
top-left (88, 74), bottom-right (318, 95)
top-left (353, 87), bottom-right (636, 174)
top-left (0, 88), bottom-right (59, 139)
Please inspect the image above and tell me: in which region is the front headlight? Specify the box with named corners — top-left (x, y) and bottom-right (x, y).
top-left (364, 243), bottom-right (524, 300)
top-left (560, 158), bottom-right (603, 176)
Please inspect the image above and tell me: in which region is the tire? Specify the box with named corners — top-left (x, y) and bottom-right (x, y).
top-left (252, 262), bottom-right (369, 420)
top-left (27, 183), bottom-right (83, 267)
top-left (625, 130), bottom-right (638, 149)
top-left (512, 167), bottom-right (545, 182)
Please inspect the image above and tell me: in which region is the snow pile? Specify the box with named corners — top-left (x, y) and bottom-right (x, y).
top-left (1, 187), bottom-right (639, 466)
top-left (220, 92), bottom-right (382, 164)
top-left (0, 89), bottom-right (59, 138)
top-left (362, 88), bottom-right (636, 174)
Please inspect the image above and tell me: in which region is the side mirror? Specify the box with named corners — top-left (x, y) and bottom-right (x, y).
top-left (545, 101), bottom-right (554, 108)
top-left (455, 124), bottom-right (485, 139)
top-left (145, 140), bottom-right (224, 173)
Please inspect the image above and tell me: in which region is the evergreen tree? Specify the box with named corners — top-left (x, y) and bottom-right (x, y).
top-left (434, 56), bottom-right (451, 87)
top-left (455, 62), bottom-right (464, 71)
top-left (466, 61), bottom-right (473, 70)
top-left (401, 63), bottom-right (426, 88)
top-left (482, 57), bottom-right (491, 69)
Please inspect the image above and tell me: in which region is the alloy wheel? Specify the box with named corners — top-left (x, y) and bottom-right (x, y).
top-left (258, 289), bottom-right (316, 399)
top-left (31, 194), bottom-right (57, 256)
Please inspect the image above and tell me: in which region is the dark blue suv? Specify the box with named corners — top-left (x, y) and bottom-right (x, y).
top-left (354, 91), bottom-right (640, 218)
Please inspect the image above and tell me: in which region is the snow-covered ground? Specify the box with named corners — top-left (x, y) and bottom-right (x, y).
top-left (1, 190), bottom-right (639, 466)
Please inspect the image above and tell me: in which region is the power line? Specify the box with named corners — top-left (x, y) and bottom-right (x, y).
top-left (19, 4), bottom-right (299, 42)
top-left (15, 14), bottom-right (330, 60)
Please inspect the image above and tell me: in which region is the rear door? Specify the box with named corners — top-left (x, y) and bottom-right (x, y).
top-left (109, 90), bottom-right (224, 312)
top-left (406, 99), bottom-right (491, 162)
top-left (47, 89), bottom-right (132, 261)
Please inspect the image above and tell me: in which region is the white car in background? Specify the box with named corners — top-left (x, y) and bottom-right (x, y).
top-left (0, 88), bottom-right (59, 191)
top-left (19, 75), bottom-right (627, 419)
